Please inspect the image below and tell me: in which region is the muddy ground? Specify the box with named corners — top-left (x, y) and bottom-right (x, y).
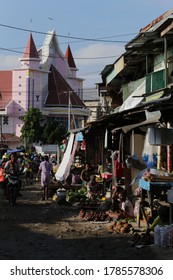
top-left (0, 181), bottom-right (172, 260)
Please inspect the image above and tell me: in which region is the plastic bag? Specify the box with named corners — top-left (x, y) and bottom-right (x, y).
top-left (142, 131), bottom-right (157, 168)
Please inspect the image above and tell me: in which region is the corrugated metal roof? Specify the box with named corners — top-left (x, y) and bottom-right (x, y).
top-left (140, 9), bottom-right (173, 32)
top-left (126, 9), bottom-right (173, 50)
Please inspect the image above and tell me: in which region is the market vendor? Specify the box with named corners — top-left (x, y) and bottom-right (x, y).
top-left (146, 205), bottom-right (170, 233)
top-left (105, 157), bottom-right (112, 173)
top-left (88, 175), bottom-right (104, 198)
top-left (80, 163), bottom-right (94, 186)
top-left (107, 187), bottom-right (134, 220)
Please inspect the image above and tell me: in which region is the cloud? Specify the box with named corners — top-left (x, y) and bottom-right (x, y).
top-left (74, 43), bottom-right (125, 87)
top-left (0, 43), bottom-right (125, 87)
top-left (74, 43), bottom-right (125, 67)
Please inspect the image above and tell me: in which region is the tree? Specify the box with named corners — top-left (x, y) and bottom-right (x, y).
top-left (20, 107), bottom-right (43, 145)
top-left (41, 120), bottom-right (67, 144)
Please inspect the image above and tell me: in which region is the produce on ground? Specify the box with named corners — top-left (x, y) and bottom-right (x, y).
top-left (79, 209), bottom-right (110, 221)
top-left (66, 187), bottom-right (88, 203)
top-left (106, 219), bottom-right (134, 234)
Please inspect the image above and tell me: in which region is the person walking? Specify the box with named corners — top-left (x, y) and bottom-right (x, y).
top-left (37, 155), bottom-right (53, 200)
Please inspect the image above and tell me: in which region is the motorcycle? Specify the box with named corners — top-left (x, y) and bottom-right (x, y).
top-left (6, 174), bottom-right (20, 206)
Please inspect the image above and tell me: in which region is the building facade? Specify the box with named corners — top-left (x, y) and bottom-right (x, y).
top-left (0, 30), bottom-right (90, 148)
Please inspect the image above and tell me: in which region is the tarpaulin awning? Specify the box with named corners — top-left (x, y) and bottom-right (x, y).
top-left (119, 80), bottom-right (145, 112)
top-left (6, 149), bottom-right (25, 154)
top-left (119, 110), bottom-right (161, 133)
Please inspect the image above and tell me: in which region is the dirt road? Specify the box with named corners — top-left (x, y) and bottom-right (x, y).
top-left (0, 182), bottom-right (172, 260)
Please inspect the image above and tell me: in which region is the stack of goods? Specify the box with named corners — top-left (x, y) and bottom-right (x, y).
top-left (106, 219), bottom-right (134, 235)
top-left (154, 224), bottom-right (173, 247)
top-left (66, 187), bottom-right (87, 203)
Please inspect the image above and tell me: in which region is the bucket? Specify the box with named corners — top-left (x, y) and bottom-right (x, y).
top-left (57, 189), bottom-right (66, 201)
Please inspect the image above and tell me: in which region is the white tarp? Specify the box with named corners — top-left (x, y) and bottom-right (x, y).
top-left (63, 134), bottom-right (78, 181)
top-left (34, 144), bottom-right (57, 154)
top-left (119, 80), bottom-right (146, 112)
top-left (55, 133), bottom-right (75, 182)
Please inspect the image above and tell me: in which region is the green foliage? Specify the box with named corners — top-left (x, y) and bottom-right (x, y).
top-left (20, 107), bottom-right (43, 144)
top-left (41, 120), bottom-right (67, 144)
top-left (20, 108), bottom-right (67, 145)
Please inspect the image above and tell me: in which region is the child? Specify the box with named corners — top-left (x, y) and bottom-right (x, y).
top-left (107, 186), bottom-right (134, 220)
top-left (146, 205), bottom-right (170, 233)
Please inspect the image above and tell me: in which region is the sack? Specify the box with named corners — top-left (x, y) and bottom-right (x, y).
top-left (154, 224), bottom-right (173, 247)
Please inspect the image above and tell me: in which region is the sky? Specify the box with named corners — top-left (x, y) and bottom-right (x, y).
top-left (0, 0), bottom-right (173, 89)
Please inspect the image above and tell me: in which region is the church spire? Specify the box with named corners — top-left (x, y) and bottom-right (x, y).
top-left (65, 44), bottom-right (76, 68)
top-left (22, 32), bottom-right (39, 59)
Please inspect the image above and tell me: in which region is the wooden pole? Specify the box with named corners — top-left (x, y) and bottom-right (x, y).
top-left (0, 116), bottom-right (2, 143)
top-left (157, 146), bottom-right (162, 169)
top-left (167, 123), bottom-right (171, 173)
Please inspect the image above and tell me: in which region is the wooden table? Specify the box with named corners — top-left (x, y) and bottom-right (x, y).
top-left (137, 179), bottom-right (173, 227)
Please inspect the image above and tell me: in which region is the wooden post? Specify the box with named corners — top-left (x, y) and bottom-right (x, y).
top-left (157, 146), bottom-right (162, 169)
top-left (167, 123), bottom-right (171, 173)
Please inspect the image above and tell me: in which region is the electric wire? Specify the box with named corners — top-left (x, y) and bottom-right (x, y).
top-left (0, 46), bottom-right (123, 60)
top-left (0, 23), bottom-right (130, 43)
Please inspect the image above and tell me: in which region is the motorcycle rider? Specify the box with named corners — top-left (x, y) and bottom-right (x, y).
top-left (4, 153), bottom-right (22, 196)
top-left (0, 153), bottom-right (9, 196)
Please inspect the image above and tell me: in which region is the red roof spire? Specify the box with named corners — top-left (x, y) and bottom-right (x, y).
top-left (65, 44), bottom-right (76, 68)
top-left (22, 33), bottom-right (39, 59)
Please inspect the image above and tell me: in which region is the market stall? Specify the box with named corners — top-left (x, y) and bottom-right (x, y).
top-left (137, 177), bottom-right (173, 227)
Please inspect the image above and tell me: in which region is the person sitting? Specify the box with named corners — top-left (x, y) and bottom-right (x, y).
top-left (70, 164), bottom-right (82, 186)
top-left (80, 163), bottom-right (94, 187)
top-left (146, 205), bottom-right (170, 233)
top-left (107, 186), bottom-right (134, 220)
top-left (88, 175), bottom-right (103, 198)
top-left (4, 153), bottom-right (21, 175)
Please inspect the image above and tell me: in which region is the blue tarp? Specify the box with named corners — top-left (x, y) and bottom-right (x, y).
top-left (6, 149), bottom-right (25, 154)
